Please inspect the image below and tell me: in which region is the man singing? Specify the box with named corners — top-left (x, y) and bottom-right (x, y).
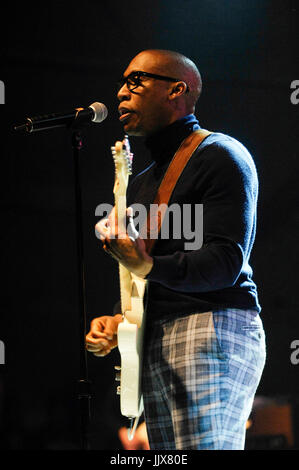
top-left (86, 49), bottom-right (266, 450)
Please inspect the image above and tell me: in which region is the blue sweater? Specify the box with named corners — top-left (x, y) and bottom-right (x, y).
top-left (127, 114), bottom-right (261, 319)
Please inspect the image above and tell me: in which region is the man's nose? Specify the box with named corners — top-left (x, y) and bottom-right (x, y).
top-left (117, 83), bottom-right (130, 101)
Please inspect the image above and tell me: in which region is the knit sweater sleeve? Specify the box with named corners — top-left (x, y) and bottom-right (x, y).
top-left (146, 138), bottom-right (258, 293)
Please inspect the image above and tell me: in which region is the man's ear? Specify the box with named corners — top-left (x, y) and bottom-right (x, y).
top-left (169, 81), bottom-right (188, 100)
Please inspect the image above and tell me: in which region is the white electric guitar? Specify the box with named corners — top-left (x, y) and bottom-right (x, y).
top-left (111, 136), bottom-right (147, 440)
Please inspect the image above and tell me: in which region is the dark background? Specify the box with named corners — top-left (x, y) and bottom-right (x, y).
top-left (1, 0), bottom-right (298, 450)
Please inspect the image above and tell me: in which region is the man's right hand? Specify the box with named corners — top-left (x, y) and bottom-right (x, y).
top-left (86, 314), bottom-right (122, 357)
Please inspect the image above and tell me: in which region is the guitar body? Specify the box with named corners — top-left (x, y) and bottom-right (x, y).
top-left (117, 320), bottom-right (142, 417)
top-left (111, 137), bottom-right (146, 435)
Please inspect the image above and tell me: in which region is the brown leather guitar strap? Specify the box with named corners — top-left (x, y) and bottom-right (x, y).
top-left (142, 129), bottom-right (212, 254)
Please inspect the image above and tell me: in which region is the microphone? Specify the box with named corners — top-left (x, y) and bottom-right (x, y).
top-left (14, 102), bottom-right (108, 133)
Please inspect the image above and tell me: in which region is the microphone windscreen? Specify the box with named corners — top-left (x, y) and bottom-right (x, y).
top-left (89, 102), bottom-right (108, 123)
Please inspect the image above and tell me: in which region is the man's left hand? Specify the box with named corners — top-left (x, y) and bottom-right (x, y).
top-left (95, 207), bottom-right (153, 279)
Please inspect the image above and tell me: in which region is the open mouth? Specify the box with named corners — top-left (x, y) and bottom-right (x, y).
top-left (119, 107), bottom-right (134, 122)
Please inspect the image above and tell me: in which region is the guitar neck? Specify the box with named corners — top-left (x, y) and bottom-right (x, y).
top-left (114, 190), bottom-right (127, 235)
top-left (114, 191), bottom-right (132, 315)
top-left (111, 137), bottom-right (133, 317)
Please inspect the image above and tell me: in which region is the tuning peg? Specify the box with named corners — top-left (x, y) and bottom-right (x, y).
top-left (115, 371), bottom-right (121, 381)
top-left (114, 365), bottom-right (121, 382)
top-left (117, 385), bottom-right (121, 395)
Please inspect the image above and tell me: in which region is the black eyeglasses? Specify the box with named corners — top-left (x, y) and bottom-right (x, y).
top-left (117, 71), bottom-right (189, 93)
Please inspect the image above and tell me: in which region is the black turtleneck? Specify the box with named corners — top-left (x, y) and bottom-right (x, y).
top-left (145, 114), bottom-right (200, 164)
top-left (127, 114), bottom-right (261, 320)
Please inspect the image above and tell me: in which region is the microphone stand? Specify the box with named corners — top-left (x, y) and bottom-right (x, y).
top-left (71, 130), bottom-right (92, 450)
top-left (14, 118), bottom-right (95, 449)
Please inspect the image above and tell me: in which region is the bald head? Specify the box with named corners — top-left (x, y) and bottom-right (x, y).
top-left (131, 49), bottom-right (202, 113)
top-left (117, 49), bottom-right (202, 136)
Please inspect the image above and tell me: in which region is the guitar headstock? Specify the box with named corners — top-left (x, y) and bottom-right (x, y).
top-left (111, 136), bottom-right (133, 192)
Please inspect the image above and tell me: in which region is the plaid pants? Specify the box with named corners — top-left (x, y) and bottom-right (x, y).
top-left (142, 309), bottom-right (266, 450)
